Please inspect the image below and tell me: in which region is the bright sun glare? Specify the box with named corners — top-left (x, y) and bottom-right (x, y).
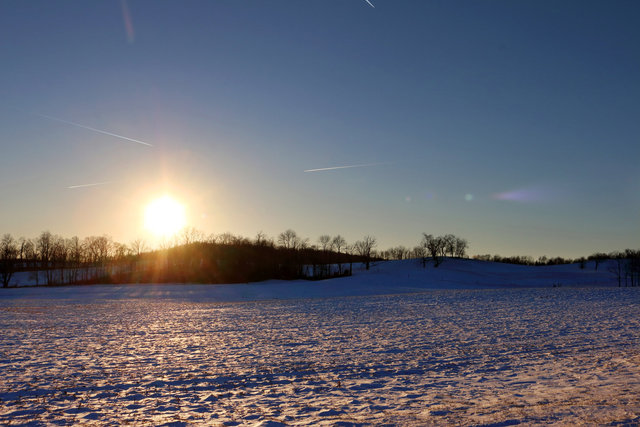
top-left (144, 195), bottom-right (186, 237)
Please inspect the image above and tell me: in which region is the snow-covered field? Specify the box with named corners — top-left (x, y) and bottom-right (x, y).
top-left (5, 257), bottom-right (620, 292)
top-left (1, 261), bottom-right (639, 425)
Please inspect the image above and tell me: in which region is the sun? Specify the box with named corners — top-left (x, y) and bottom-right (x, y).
top-left (144, 195), bottom-right (186, 237)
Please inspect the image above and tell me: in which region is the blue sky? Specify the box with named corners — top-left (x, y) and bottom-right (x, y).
top-left (1, 0), bottom-right (638, 257)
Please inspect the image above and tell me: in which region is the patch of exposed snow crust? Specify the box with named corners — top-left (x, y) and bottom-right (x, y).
top-left (1, 286), bottom-right (639, 425)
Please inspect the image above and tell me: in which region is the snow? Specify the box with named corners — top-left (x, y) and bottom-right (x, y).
top-left (4, 258), bottom-right (619, 299)
top-left (1, 260), bottom-right (638, 425)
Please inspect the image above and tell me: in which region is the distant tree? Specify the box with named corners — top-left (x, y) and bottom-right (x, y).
top-left (422, 233), bottom-right (445, 267)
top-left (0, 234), bottom-right (18, 287)
top-left (85, 235), bottom-right (111, 263)
top-left (254, 231), bottom-right (273, 247)
top-left (36, 231), bottom-right (54, 284)
top-left (389, 245), bottom-right (408, 260)
top-left (129, 239), bottom-right (147, 257)
top-left (51, 235), bottom-right (68, 284)
top-left (36, 231), bottom-right (53, 268)
top-left (67, 236), bottom-right (82, 283)
top-left (443, 234), bottom-right (456, 258)
top-left (113, 242), bottom-right (129, 260)
top-left (277, 229), bottom-right (308, 250)
top-left (316, 235), bottom-right (332, 276)
top-left (412, 245), bottom-right (427, 267)
top-left (354, 235), bottom-right (377, 270)
top-left (588, 252), bottom-right (608, 270)
top-left (625, 249), bottom-right (640, 287)
top-left (22, 238), bottom-right (35, 263)
top-left (84, 235), bottom-right (112, 281)
top-left (576, 257), bottom-right (586, 269)
top-left (217, 232), bottom-right (236, 245)
top-left (17, 237), bottom-right (27, 264)
top-left (331, 235), bottom-right (346, 253)
top-left (345, 243), bottom-right (355, 275)
top-left (318, 235), bottom-right (331, 252)
top-left (180, 227), bottom-right (204, 245)
top-left (277, 229), bottom-right (296, 249)
top-left (608, 251), bottom-right (625, 287)
top-left (454, 237), bottom-right (468, 258)
top-left (21, 238), bottom-right (37, 284)
top-left (332, 235), bottom-right (347, 274)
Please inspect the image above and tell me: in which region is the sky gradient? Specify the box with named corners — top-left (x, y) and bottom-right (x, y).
top-left (1, 0), bottom-right (638, 257)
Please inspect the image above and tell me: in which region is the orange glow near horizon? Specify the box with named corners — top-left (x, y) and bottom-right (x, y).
top-left (144, 195), bottom-right (186, 238)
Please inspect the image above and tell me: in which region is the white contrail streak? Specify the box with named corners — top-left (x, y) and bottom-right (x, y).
top-left (67, 181), bottom-right (111, 189)
top-left (304, 162), bottom-right (385, 173)
top-left (35, 112), bottom-right (152, 147)
top-left (363, 0), bottom-right (375, 8)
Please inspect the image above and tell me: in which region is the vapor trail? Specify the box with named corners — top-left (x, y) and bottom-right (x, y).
top-left (34, 112), bottom-right (152, 147)
top-left (363, 0), bottom-right (375, 8)
top-left (304, 162), bottom-right (385, 173)
top-left (67, 181), bottom-right (111, 189)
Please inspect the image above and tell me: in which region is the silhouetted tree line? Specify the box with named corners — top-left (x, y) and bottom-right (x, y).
top-left (604, 250), bottom-right (640, 287)
top-left (0, 229), bottom-right (469, 286)
top-left (473, 250), bottom-right (640, 287)
top-left (409, 233), bottom-right (469, 268)
top-left (2, 228), bottom-right (637, 288)
top-left (0, 229), bottom-right (380, 287)
top-left (473, 254), bottom-right (568, 266)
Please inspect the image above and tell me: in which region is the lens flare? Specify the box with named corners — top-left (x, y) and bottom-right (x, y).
top-left (121, 0), bottom-right (135, 43)
top-left (493, 187), bottom-right (549, 203)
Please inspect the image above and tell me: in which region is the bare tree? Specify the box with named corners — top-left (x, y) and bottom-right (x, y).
top-left (51, 235), bottom-right (68, 284)
top-left (332, 235), bottom-right (346, 253)
top-left (454, 237), bottom-right (468, 258)
top-left (389, 245), bottom-right (408, 260)
top-left (17, 237), bottom-right (27, 265)
top-left (608, 251), bottom-right (625, 287)
top-left (20, 238), bottom-right (37, 284)
top-left (442, 234), bottom-right (456, 258)
top-left (84, 235), bottom-right (112, 280)
top-left (332, 235), bottom-right (347, 274)
top-left (218, 232), bottom-right (238, 246)
top-left (67, 236), bottom-right (82, 283)
top-left (412, 245), bottom-right (427, 267)
top-left (589, 252), bottom-right (608, 270)
top-left (180, 227), bottom-right (204, 245)
top-left (345, 243), bottom-right (355, 275)
top-left (422, 233), bottom-right (445, 267)
top-left (22, 238), bottom-right (35, 265)
top-left (0, 234), bottom-right (18, 287)
top-left (36, 231), bottom-right (52, 268)
top-left (318, 235), bottom-right (331, 251)
top-left (354, 235), bottom-right (377, 270)
top-left (317, 235), bottom-right (332, 276)
top-left (36, 231), bottom-right (55, 284)
top-left (113, 242), bottom-right (129, 260)
top-left (625, 249), bottom-right (640, 287)
top-left (254, 231), bottom-right (273, 247)
top-left (129, 239), bottom-right (147, 257)
top-left (277, 229), bottom-right (308, 250)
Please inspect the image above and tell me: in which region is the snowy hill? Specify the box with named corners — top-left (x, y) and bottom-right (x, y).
top-left (1, 258), bottom-right (617, 304)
